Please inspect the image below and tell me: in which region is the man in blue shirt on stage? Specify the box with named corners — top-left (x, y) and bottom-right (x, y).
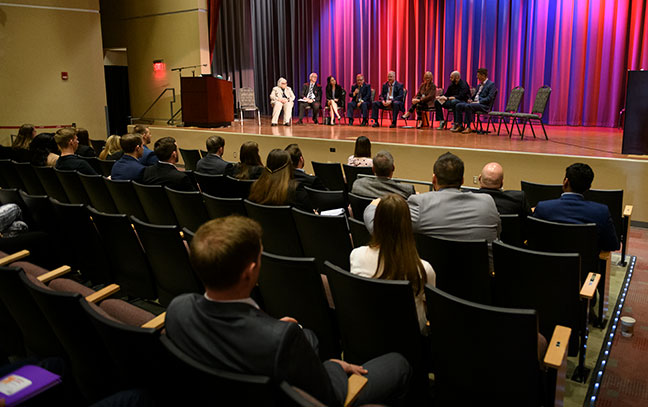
top-left (452, 68), bottom-right (497, 134)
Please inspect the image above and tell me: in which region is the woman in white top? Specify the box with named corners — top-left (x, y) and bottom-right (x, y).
top-left (349, 194), bottom-right (435, 332)
top-left (347, 136), bottom-right (373, 167)
top-left (269, 77), bottom-right (296, 126)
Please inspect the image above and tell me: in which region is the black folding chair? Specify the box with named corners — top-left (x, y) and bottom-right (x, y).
top-left (311, 162), bottom-right (346, 191)
top-left (488, 86), bottom-right (525, 136)
top-left (13, 161), bottom-right (46, 195)
top-left (499, 214), bottom-right (524, 247)
top-left (224, 175), bottom-right (255, 198)
top-left (0, 159), bottom-right (25, 190)
top-left (342, 164), bottom-right (373, 193)
top-left (203, 193), bottom-right (246, 218)
top-left (304, 186), bottom-right (347, 213)
top-left (258, 252), bottom-right (340, 359)
top-left (520, 181), bottom-right (562, 208)
top-left (292, 208), bottom-right (352, 271)
top-left (33, 166), bottom-right (69, 203)
top-left (165, 187), bottom-right (209, 232)
top-left (98, 159), bottom-right (116, 177)
top-left (349, 218), bottom-right (371, 248)
top-left (348, 192), bottom-right (374, 220)
top-left (78, 173), bottom-right (118, 214)
top-left (131, 181), bottom-right (177, 225)
top-left (179, 148), bottom-right (202, 171)
top-left (194, 172), bottom-right (227, 197)
top-left (244, 200), bottom-right (304, 257)
top-left (104, 178), bottom-right (148, 221)
top-left (55, 169), bottom-right (91, 205)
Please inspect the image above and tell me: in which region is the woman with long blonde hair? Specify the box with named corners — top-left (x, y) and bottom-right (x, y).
top-left (99, 135), bottom-right (122, 160)
top-left (350, 193), bottom-right (435, 331)
top-left (248, 149), bottom-right (312, 212)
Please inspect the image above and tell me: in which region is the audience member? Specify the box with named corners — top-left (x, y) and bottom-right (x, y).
top-left (285, 143), bottom-right (327, 191)
top-left (297, 72), bottom-right (322, 124)
top-left (348, 136), bottom-right (373, 167)
top-left (99, 135), bottom-right (122, 160)
top-left (533, 163), bottom-right (619, 251)
top-left (473, 162), bottom-right (531, 217)
top-left (133, 124), bottom-right (158, 166)
top-left (347, 74), bottom-right (371, 126)
top-left (402, 71), bottom-right (437, 128)
top-left (11, 123), bottom-right (36, 162)
top-left (351, 194), bottom-right (435, 332)
top-left (352, 151), bottom-right (415, 199)
top-left (140, 137), bottom-right (195, 191)
top-left (166, 216), bottom-right (412, 406)
top-left (29, 133), bottom-right (59, 167)
top-left (75, 128), bottom-right (96, 157)
top-left (452, 68), bottom-right (497, 134)
top-left (434, 71), bottom-right (470, 130)
top-left (110, 134), bottom-right (146, 182)
top-left (325, 76), bottom-right (346, 125)
top-left (372, 71), bottom-right (405, 128)
top-left (0, 203), bottom-right (28, 238)
top-left (196, 135), bottom-right (233, 175)
top-left (231, 141), bottom-right (264, 180)
top-left (269, 78), bottom-right (295, 127)
top-left (365, 152), bottom-right (500, 242)
top-left (248, 149), bottom-right (312, 212)
top-left (53, 127), bottom-right (98, 175)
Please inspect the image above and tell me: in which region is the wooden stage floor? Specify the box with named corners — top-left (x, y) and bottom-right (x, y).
top-left (207, 116), bottom-right (633, 160)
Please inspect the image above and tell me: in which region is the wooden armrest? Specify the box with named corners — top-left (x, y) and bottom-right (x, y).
top-left (85, 284), bottom-right (120, 304)
top-left (623, 205), bottom-right (633, 217)
top-left (344, 374), bottom-right (368, 407)
top-left (179, 231), bottom-right (185, 239)
top-left (141, 312), bottom-right (166, 330)
top-left (580, 273), bottom-right (600, 299)
top-left (543, 325), bottom-right (572, 369)
top-left (0, 250), bottom-right (30, 267)
top-left (599, 251), bottom-right (611, 261)
top-left (37, 266), bottom-right (72, 283)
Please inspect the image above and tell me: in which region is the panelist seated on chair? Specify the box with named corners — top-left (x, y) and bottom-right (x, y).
top-left (140, 137), bottom-right (196, 191)
top-left (371, 71), bottom-right (405, 128)
top-left (297, 72), bottom-right (322, 124)
top-left (110, 133), bottom-right (146, 182)
top-left (473, 162), bottom-right (531, 218)
top-left (351, 151), bottom-right (415, 200)
top-left (434, 71), bottom-right (471, 130)
top-left (54, 127), bottom-right (98, 175)
top-left (196, 135), bottom-right (233, 176)
top-left (270, 78), bottom-right (296, 127)
top-left (346, 74), bottom-right (372, 126)
top-left (166, 216), bottom-right (412, 407)
top-left (452, 68), bottom-right (497, 134)
top-left (402, 71), bottom-right (436, 124)
top-left (533, 163), bottom-right (619, 252)
top-left (325, 76), bottom-right (346, 125)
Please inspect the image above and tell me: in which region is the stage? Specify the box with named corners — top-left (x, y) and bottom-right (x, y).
top-left (144, 116), bottom-right (648, 222)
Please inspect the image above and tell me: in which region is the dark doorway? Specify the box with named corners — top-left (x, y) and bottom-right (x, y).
top-left (105, 65), bottom-right (131, 135)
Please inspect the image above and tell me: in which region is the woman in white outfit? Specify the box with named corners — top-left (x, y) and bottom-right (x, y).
top-left (269, 77), bottom-right (295, 126)
top-left (349, 193), bottom-right (435, 333)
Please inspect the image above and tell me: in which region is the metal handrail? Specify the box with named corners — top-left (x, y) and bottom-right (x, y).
top-left (131, 88), bottom-right (181, 125)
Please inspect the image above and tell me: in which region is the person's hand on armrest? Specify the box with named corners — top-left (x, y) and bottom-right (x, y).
top-left (329, 359), bottom-right (368, 376)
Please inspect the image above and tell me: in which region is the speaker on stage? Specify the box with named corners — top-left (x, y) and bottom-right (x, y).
top-left (622, 70), bottom-right (648, 155)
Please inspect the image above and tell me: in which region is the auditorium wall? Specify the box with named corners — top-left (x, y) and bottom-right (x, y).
top-left (0, 0), bottom-right (107, 144)
top-left (100, 0), bottom-right (210, 125)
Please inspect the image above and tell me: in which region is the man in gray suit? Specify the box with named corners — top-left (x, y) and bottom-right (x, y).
top-left (351, 150), bottom-right (415, 199)
top-left (364, 152), bottom-right (500, 241)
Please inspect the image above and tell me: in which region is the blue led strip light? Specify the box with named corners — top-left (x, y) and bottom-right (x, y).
top-left (585, 255), bottom-right (636, 406)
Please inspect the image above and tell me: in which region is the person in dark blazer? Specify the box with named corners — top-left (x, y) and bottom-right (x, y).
top-left (434, 71), bottom-right (471, 129)
top-left (325, 76), bottom-right (346, 125)
top-left (284, 143), bottom-right (327, 191)
top-left (452, 68), bottom-right (497, 134)
top-left (533, 163), bottom-right (619, 251)
top-left (196, 135), bottom-right (233, 175)
top-left (166, 216), bottom-right (412, 407)
top-left (297, 73), bottom-right (322, 124)
top-left (111, 134), bottom-right (146, 182)
top-left (371, 71), bottom-right (405, 128)
top-left (140, 137), bottom-right (195, 191)
top-left (473, 162), bottom-right (531, 217)
top-left (346, 74), bottom-right (372, 126)
top-left (133, 124), bottom-right (159, 166)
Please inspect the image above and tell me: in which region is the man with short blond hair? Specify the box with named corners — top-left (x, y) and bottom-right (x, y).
top-left (54, 127), bottom-right (97, 175)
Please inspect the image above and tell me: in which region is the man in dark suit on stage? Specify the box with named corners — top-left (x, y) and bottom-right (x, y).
top-left (371, 71), bottom-right (405, 128)
top-left (141, 137), bottom-right (196, 191)
top-left (166, 216), bottom-right (412, 406)
top-left (452, 68), bottom-right (497, 134)
top-left (297, 72), bottom-right (322, 124)
top-left (473, 162), bottom-right (531, 217)
top-left (533, 163), bottom-right (619, 252)
top-left (347, 74), bottom-right (372, 126)
top-left (196, 135), bottom-right (233, 175)
top-left (434, 71), bottom-right (470, 129)
top-left (284, 143), bottom-right (327, 190)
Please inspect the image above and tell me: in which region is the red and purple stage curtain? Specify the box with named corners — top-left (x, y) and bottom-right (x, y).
top-left (210, 0), bottom-right (648, 127)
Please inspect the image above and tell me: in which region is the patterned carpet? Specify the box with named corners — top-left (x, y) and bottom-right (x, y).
top-left (595, 227), bottom-right (648, 407)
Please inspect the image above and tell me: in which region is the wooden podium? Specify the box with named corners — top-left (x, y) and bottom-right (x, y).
top-left (181, 76), bottom-right (234, 127)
